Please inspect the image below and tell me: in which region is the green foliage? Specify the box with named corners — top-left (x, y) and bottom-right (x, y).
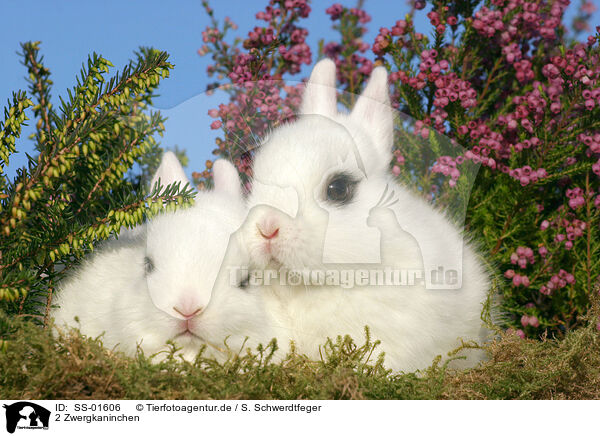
top-left (0, 42), bottom-right (194, 324)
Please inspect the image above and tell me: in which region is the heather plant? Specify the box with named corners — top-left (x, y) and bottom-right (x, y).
top-left (193, 0), bottom-right (311, 187)
top-left (197, 0), bottom-right (600, 337)
top-left (0, 43), bottom-right (193, 333)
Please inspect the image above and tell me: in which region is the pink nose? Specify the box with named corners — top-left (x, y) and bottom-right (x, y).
top-left (259, 227), bottom-right (279, 239)
top-left (173, 306), bottom-right (204, 320)
top-left (257, 218), bottom-right (280, 240)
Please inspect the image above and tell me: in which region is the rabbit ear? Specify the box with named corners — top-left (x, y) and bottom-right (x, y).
top-left (350, 66), bottom-right (394, 157)
top-left (150, 151), bottom-right (190, 192)
top-left (299, 59), bottom-right (337, 117)
top-left (212, 159), bottom-right (243, 199)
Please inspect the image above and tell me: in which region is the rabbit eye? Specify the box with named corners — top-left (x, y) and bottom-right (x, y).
top-left (144, 256), bottom-right (154, 274)
top-left (326, 173), bottom-right (357, 204)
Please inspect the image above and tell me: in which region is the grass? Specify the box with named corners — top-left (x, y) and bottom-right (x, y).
top-left (1, 307), bottom-right (600, 400)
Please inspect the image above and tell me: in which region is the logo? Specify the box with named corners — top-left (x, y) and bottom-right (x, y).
top-left (2, 402), bottom-right (50, 434)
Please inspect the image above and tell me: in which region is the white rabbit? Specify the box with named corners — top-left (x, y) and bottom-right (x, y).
top-left (52, 152), bottom-right (277, 362)
top-left (240, 60), bottom-right (492, 372)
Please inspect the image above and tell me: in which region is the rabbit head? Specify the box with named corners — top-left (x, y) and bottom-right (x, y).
top-left (143, 154), bottom-right (271, 359)
top-left (244, 59), bottom-right (397, 272)
top-left (145, 154), bottom-right (244, 320)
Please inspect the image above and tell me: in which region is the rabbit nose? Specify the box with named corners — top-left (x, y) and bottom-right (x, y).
top-left (259, 227), bottom-right (279, 240)
top-left (257, 218), bottom-right (280, 240)
top-left (173, 306), bottom-right (204, 320)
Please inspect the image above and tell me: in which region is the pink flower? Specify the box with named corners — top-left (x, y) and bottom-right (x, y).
top-left (528, 316), bottom-right (540, 328)
top-left (325, 4), bottom-right (344, 20)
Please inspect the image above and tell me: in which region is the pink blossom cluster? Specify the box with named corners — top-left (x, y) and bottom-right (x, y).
top-left (419, 49), bottom-right (450, 75)
top-left (472, 0), bottom-right (577, 92)
top-left (324, 4), bottom-right (343, 20)
top-left (507, 165), bottom-right (548, 186)
top-left (521, 314), bottom-right (540, 328)
top-left (502, 43), bottom-right (522, 64)
top-left (390, 69), bottom-right (427, 91)
top-left (202, 27), bottom-right (220, 44)
top-left (208, 82), bottom-right (301, 133)
top-left (413, 0), bottom-right (426, 10)
top-left (246, 27), bottom-right (275, 47)
top-left (349, 7), bottom-right (371, 24)
top-left (511, 246), bottom-right (535, 269)
top-left (474, 0), bottom-right (569, 42)
top-left (566, 187), bottom-right (585, 210)
top-left (431, 156), bottom-right (461, 187)
top-left (426, 10), bottom-right (448, 35)
top-left (372, 28), bottom-right (391, 56)
top-left (558, 217), bottom-right (586, 249)
top-left (579, 133), bottom-right (600, 178)
top-left (514, 59), bottom-right (535, 83)
top-left (391, 19), bottom-right (409, 36)
top-left (539, 269), bottom-right (575, 295)
top-left (504, 86), bottom-right (548, 132)
top-left (391, 150), bottom-right (405, 177)
top-left (372, 18), bottom-right (425, 57)
top-left (454, 144), bottom-right (497, 172)
top-left (278, 44), bottom-right (311, 73)
top-left (542, 213), bottom-right (587, 250)
top-left (509, 328), bottom-right (527, 339)
top-left (429, 108), bottom-right (451, 134)
top-left (413, 119), bottom-right (429, 139)
top-left (453, 124), bottom-right (500, 167)
top-left (565, 218), bottom-right (586, 242)
top-left (325, 4), bottom-right (371, 24)
top-left (504, 269), bottom-right (531, 287)
top-left (472, 6), bottom-right (504, 38)
top-left (579, 132), bottom-right (600, 153)
top-left (252, 0), bottom-right (312, 74)
top-left (256, 0), bottom-right (310, 21)
top-left (432, 74), bottom-right (477, 109)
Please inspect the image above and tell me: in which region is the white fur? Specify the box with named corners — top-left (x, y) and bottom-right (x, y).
top-left (52, 155), bottom-right (277, 362)
top-left (242, 60), bottom-right (492, 372)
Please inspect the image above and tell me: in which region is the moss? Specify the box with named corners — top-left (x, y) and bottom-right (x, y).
top-left (1, 310), bottom-right (599, 400)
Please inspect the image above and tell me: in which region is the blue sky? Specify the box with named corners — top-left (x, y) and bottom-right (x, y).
top-left (1, 0), bottom-right (598, 180)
